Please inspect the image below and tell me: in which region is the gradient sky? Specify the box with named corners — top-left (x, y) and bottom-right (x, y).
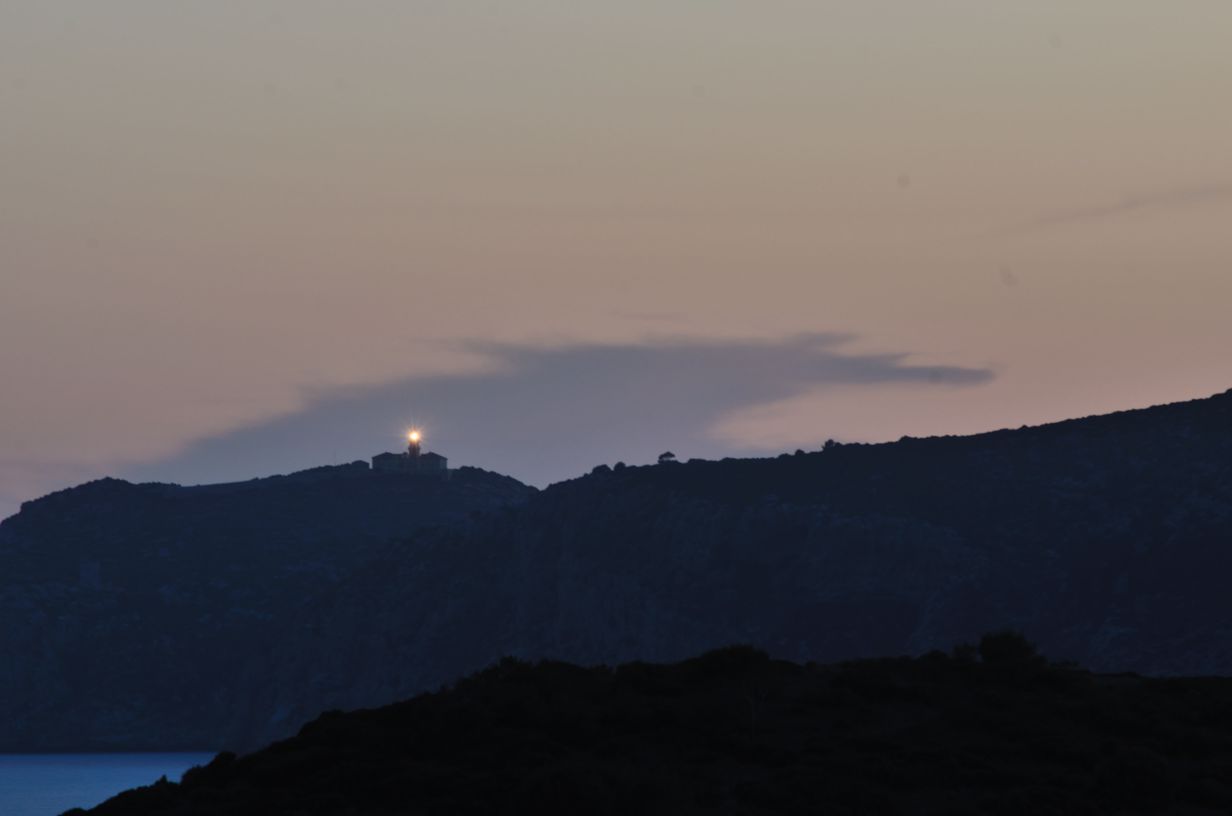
top-left (3, 2), bottom-right (1232, 518)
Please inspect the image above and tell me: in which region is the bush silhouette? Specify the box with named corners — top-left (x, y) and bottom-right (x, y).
top-left (951, 642), bottom-right (978, 664)
top-left (978, 630), bottom-right (1041, 665)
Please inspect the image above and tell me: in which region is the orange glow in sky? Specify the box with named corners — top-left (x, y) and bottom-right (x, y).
top-left (2, 2), bottom-right (1231, 517)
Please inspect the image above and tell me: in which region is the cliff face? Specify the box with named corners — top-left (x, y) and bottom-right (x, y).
top-left (253, 390), bottom-right (1232, 749)
top-left (0, 464), bottom-right (534, 751)
top-left (5, 390), bottom-right (1232, 752)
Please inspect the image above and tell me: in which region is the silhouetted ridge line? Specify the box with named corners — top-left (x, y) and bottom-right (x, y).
top-left (4, 387), bottom-right (1232, 753)
top-left (73, 637), bottom-right (1232, 815)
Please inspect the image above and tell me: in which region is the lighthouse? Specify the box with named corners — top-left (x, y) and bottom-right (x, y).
top-left (371, 428), bottom-right (448, 476)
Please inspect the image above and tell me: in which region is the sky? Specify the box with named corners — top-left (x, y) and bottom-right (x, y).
top-left (2, 2), bottom-right (1232, 518)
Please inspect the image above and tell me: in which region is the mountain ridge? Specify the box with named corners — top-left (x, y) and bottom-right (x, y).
top-left (4, 388), bottom-right (1232, 751)
top-left (244, 388), bottom-right (1232, 748)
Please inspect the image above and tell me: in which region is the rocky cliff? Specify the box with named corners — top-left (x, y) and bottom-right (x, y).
top-left (0, 464), bottom-right (534, 750)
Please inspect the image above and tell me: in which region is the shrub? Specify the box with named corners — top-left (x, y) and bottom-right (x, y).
top-left (978, 630), bottom-right (1041, 666)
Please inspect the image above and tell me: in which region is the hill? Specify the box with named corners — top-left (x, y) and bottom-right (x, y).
top-left (0, 463), bottom-right (534, 751)
top-left (73, 640), bottom-right (1232, 815)
top-left (5, 388), bottom-right (1232, 752)
top-left (253, 389), bottom-right (1232, 744)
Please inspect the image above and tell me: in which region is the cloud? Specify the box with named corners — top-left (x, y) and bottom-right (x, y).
top-left (121, 334), bottom-right (993, 490)
top-left (1021, 183), bottom-right (1232, 231)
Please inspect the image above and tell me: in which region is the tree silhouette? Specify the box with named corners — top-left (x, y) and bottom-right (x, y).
top-left (978, 630), bottom-right (1041, 666)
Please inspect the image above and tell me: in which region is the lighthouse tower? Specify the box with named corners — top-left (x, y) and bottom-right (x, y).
top-left (371, 428), bottom-right (448, 476)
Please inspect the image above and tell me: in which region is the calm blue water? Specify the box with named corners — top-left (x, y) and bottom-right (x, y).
top-left (0, 754), bottom-right (214, 816)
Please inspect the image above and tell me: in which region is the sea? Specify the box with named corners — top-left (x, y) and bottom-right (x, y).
top-left (0, 754), bottom-right (214, 816)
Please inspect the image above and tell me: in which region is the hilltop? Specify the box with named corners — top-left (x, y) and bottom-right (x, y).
top-left (75, 640), bottom-right (1232, 815)
top-left (0, 463), bottom-right (534, 751)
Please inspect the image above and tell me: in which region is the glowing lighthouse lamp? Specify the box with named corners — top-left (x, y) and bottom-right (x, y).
top-left (372, 428), bottom-right (446, 474)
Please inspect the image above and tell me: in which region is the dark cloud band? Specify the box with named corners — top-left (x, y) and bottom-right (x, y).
top-left (124, 334), bottom-right (994, 489)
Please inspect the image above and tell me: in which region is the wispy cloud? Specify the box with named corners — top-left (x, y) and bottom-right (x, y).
top-left (1020, 183), bottom-right (1232, 232)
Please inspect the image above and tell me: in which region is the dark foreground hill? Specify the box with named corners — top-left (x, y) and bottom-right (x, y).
top-left (0, 464), bottom-right (534, 751)
top-left (74, 640), bottom-right (1232, 816)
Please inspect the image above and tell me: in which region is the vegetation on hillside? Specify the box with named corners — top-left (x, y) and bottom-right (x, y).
top-left (74, 635), bottom-right (1232, 815)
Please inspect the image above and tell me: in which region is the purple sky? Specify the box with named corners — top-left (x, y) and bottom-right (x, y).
top-left (3, 3), bottom-right (1232, 518)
